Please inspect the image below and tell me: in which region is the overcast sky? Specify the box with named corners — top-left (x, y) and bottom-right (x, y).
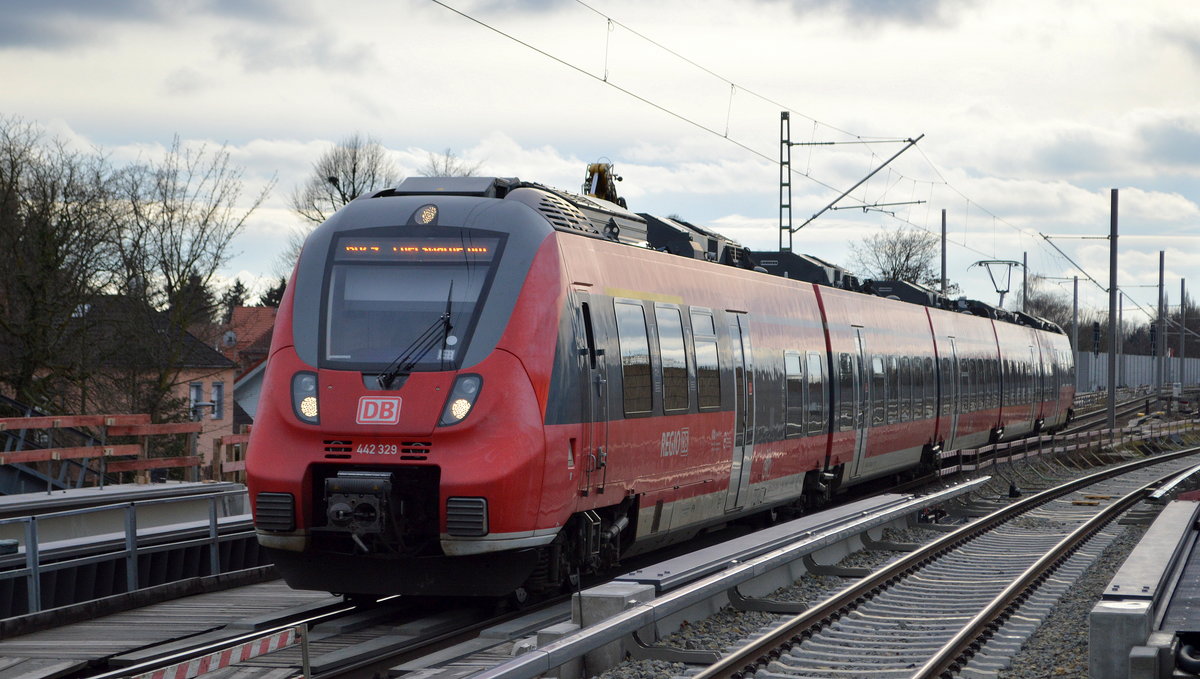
top-left (2, 0), bottom-right (1197, 322)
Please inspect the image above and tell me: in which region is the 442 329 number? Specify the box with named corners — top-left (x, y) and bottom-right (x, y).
top-left (355, 443), bottom-right (398, 455)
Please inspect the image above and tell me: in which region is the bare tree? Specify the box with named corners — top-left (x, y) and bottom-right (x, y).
top-left (278, 134), bottom-right (403, 275)
top-left (420, 147), bottom-right (482, 177)
top-left (850, 225), bottom-right (956, 292)
top-left (107, 137), bottom-right (272, 420)
top-left (1015, 275), bottom-right (1073, 327)
top-left (289, 133), bottom-right (402, 226)
top-left (0, 117), bottom-right (120, 410)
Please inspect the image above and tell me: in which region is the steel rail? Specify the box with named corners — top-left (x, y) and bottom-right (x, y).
top-left (692, 445), bottom-right (1200, 679)
top-left (80, 599), bottom-right (359, 679)
top-left (1063, 397), bottom-right (1145, 435)
top-left (911, 461), bottom-right (1194, 678)
top-left (470, 481), bottom-right (988, 679)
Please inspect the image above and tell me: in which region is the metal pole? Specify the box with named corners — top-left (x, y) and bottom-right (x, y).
top-left (125, 503), bottom-right (138, 594)
top-left (1107, 189), bottom-right (1118, 431)
top-left (1022, 251), bottom-right (1028, 313)
top-left (793, 134), bottom-right (924, 232)
top-left (1158, 250), bottom-right (1165, 395)
top-left (1182, 279), bottom-right (1188, 386)
top-left (779, 111), bottom-right (792, 252)
top-left (1118, 299), bottom-right (1125, 388)
top-left (25, 518), bottom-right (40, 613)
top-left (209, 497), bottom-right (221, 576)
top-left (1072, 276), bottom-right (1079, 393)
top-left (941, 209), bottom-right (948, 296)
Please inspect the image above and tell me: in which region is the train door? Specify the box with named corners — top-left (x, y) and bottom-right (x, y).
top-left (944, 338), bottom-right (961, 450)
top-left (848, 328), bottom-right (869, 480)
top-left (724, 314), bottom-right (755, 512)
top-left (575, 292), bottom-right (608, 496)
top-left (1027, 346), bottom-right (1039, 426)
top-left (1043, 347), bottom-right (1060, 424)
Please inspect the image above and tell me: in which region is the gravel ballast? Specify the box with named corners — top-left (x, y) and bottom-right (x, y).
top-left (594, 451), bottom-right (1177, 679)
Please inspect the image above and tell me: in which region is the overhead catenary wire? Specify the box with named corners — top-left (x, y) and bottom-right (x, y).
top-left (435, 0), bottom-right (1118, 295)
top-left (580, 0), bottom-right (1066, 264)
top-left (431, 0), bottom-right (852, 195)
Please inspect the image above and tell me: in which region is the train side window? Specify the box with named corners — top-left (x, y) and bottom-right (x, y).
top-left (978, 358), bottom-right (987, 410)
top-left (886, 355), bottom-right (899, 423)
top-left (974, 358), bottom-right (983, 410)
top-left (837, 352), bottom-right (855, 432)
top-left (975, 358), bottom-right (984, 410)
top-left (1010, 359), bottom-right (1017, 406)
top-left (991, 358), bottom-right (1000, 409)
top-left (979, 358), bottom-right (987, 410)
top-left (785, 351), bottom-right (804, 438)
top-left (923, 357), bottom-right (935, 419)
top-left (655, 306), bottom-right (689, 412)
top-left (963, 358), bottom-right (974, 411)
top-left (806, 352), bottom-right (826, 435)
top-left (691, 310), bottom-right (720, 410)
top-left (581, 302), bottom-right (597, 370)
top-left (1022, 362), bottom-right (1032, 405)
top-left (870, 356), bottom-right (886, 426)
top-left (939, 357), bottom-right (951, 417)
top-left (1002, 359), bottom-right (1011, 407)
top-left (615, 301), bottom-right (652, 416)
top-left (900, 356), bottom-right (912, 422)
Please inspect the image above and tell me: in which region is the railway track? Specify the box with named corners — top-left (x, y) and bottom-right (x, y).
top-left (14, 487), bottom-right (973, 678)
top-left (2, 395), bottom-right (1186, 678)
top-left (689, 446), bottom-right (1200, 679)
top-left (74, 594), bottom-right (552, 679)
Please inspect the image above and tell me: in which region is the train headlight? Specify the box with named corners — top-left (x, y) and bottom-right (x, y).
top-left (292, 371), bottom-right (320, 424)
top-left (439, 374), bottom-right (482, 426)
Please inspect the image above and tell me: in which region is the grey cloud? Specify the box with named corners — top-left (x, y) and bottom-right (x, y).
top-left (1161, 24), bottom-right (1200, 66)
top-left (471, 0), bottom-right (569, 13)
top-left (199, 0), bottom-right (306, 25)
top-left (784, 0), bottom-right (972, 26)
top-left (215, 30), bottom-right (376, 74)
top-left (162, 67), bottom-right (211, 96)
top-left (1027, 130), bottom-right (1118, 177)
top-left (0, 0), bottom-right (300, 50)
top-left (1139, 117), bottom-right (1200, 169)
top-left (0, 0), bottom-right (164, 48)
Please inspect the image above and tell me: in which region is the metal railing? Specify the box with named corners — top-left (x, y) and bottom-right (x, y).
top-left (0, 487), bottom-right (252, 615)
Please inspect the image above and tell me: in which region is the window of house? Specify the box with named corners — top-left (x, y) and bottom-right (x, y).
top-left (189, 383), bottom-right (203, 416)
top-left (211, 382), bottom-right (225, 420)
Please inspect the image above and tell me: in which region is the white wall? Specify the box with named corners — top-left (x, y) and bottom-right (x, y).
top-left (1075, 351), bottom-right (1200, 392)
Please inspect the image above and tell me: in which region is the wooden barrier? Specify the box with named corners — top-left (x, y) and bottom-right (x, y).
top-left (0, 444), bottom-right (142, 466)
top-left (0, 414), bottom-right (206, 484)
top-left (213, 428), bottom-right (250, 482)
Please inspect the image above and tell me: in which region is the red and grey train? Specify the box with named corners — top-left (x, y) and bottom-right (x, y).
top-left (246, 175), bottom-right (1075, 598)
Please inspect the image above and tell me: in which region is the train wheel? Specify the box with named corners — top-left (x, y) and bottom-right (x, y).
top-left (507, 586), bottom-right (531, 609)
top-left (340, 592), bottom-right (380, 607)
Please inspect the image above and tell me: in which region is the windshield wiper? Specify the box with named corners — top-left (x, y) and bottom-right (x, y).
top-left (377, 283), bottom-right (454, 389)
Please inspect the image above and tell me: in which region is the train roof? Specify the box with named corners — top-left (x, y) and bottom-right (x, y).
top-left (378, 176), bottom-right (1064, 336)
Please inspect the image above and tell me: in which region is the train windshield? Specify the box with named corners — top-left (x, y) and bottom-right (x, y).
top-left (322, 229), bottom-right (505, 371)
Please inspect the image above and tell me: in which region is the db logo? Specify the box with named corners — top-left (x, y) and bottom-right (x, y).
top-left (356, 396), bottom-right (402, 424)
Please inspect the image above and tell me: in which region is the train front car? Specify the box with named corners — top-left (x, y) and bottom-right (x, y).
top-left (247, 177), bottom-right (564, 598)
